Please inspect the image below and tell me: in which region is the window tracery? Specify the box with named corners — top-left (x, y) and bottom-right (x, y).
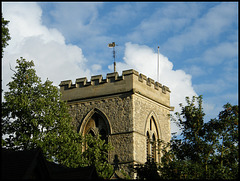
top-left (83, 112), bottom-right (109, 142)
top-left (146, 116), bottom-right (159, 162)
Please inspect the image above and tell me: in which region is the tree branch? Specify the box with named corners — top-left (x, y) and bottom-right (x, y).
top-left (9, 63), bottom-right (16, 74)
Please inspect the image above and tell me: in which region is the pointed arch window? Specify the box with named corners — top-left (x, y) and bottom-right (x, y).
top-left (146, 131), bottom-right (150, 160)
top-left (80, 109), bottom-right (111, 153)
top-left (146, 115), bottom-right (159, 163)
top-left (88, 129), bottom-right (96, 137)
top-left (152, 134), bottom-right (156, 162)
top-left (83, 112), bottom-right (109, 141)
top-left (99, 128), bottom-right (108, 144)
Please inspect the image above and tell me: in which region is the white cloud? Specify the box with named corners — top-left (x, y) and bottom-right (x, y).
top-left (183, 65), bottom-right (206, 77)
top-left (91, 64), bottom-right (102, 72)
top-left (202, 91), bottom-right (238, 122)
top-left (2, 2), bottom-right (91, 93)
top-left (2, 2), bottom-right (199, 136)
top-left (126, 3), bottom-right (203, 44)
top-left (162, 3), bottom-right (238, 53)
top-left (202, 41), bottom-right (238, 65)
top-left (102, 3), bottom-right (140, 26)
top-left (41, 2), bottom-right (103, 42)
top-left (193, 79), bottom-right (226, 94)
top-left (114, 42), bottom-right (197, 134)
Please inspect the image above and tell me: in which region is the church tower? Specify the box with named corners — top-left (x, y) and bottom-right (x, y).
top-left (59, 69), bottom-right (173, 178)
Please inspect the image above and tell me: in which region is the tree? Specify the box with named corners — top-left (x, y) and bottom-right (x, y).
top-left (83, 134), bottom-right (114, 178)
top-left (1, 57), bottom-right (113, 178)
top-left (134, 158), bottom-right (160, 180)
top-left (135, 96), bottom-right (238, 179)
top-left (158, 96), bottom-right (238, 179)
top-left (2, 57), bottom-right (82, 162)
top-left (2, 14), bottom-right (11, 57)
top-left (204, 103), bottom-right (238, 179)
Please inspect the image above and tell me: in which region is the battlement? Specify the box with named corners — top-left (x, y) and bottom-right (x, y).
top-left (59, 69), bottom-right (171, 108)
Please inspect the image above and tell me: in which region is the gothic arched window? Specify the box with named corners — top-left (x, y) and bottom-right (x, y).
top-left (146, 131), bottom-right (150, 160)
top-left (83, 112), bottom-right (109, 141)
top-left (88, 129), bottom-right (95, 137)
top-left (99, 128), bottom-right (107, 144)
top-left (146, 115), bottom-right (159, 163)
top-left (152, 134), bottom-right (156, 162)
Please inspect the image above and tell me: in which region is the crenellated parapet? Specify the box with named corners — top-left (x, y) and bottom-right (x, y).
top-left (59, 69), bottom-right (171, 108)
top-left (60, 69), bottom-right (173, 177)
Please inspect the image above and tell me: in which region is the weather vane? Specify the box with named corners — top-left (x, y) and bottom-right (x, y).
top-left (108, 42), bottom-right (116, 72)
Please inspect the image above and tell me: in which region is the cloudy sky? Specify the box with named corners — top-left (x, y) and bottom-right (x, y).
top-left (2, 2), bottom-right (238, 135)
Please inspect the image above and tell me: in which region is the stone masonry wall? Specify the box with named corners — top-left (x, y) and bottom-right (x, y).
top-left (132, 93), bottom-right (171, 164)
top-left (67, 93), bottom-right (134, 165)
top-left (60, 69), bottom-right (173, 178)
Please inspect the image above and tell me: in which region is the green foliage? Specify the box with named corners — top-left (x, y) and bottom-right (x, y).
top-left (136, 96), bottom-right (238, 179)
top-left (204, 103), bottom-right (239, 179)
top-left (83, 134), bottom-right (114, 178)
top-left (1, 57), bottom-right (113, 179)
top-left (134, 158), bottom-right (160, 180)
top-left (2, 58), bottom-right (82, 163)
top-left (158, 96), bottom-right (239, 179)
top-left (2, 14), bottom-right (11, 57)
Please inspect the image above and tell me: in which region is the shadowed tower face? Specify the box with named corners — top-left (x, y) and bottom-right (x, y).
top-left (59, 69), bottom-right (173, 178)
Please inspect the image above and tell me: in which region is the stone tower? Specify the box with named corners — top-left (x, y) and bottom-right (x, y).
top-left (59, 69), bottom-right (173, 178)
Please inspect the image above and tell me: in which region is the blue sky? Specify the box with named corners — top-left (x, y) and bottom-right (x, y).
top-left (2, 2), bottom-right (238, 135)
